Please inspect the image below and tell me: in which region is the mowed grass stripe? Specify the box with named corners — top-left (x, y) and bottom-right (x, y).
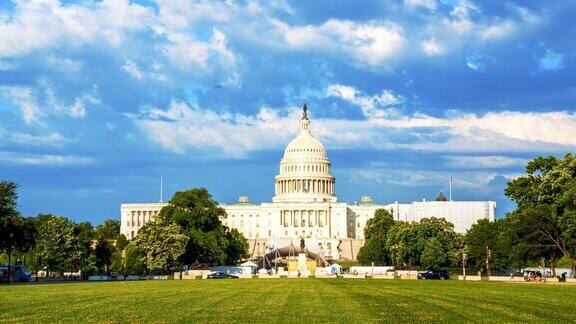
top-left (2, 279), bottom-right (576, 322)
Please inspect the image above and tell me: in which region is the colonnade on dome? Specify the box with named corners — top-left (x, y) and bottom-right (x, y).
top-left (275, 178), bottom-right (335, 195)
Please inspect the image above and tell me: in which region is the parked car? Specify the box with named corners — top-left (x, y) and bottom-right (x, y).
top-left (0, 264), bottom-right (32, 283)
top-left (417, 269), bottom-right (450, 280)
top-left (207, 272), bottom-right (239, 279)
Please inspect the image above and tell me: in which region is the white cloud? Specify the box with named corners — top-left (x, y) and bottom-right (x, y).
top-left (272, 19), bottom-right (404, 66)
top-left (122, 60), bottom-right (144, 81)
top-left (131, 101), bottom-right (300, 157)
top-left (480, 20), bottom-right (515, 40)
top-left (158, 28), bottom-right (237, 71)
top-left (447, 156), bottom-right (528, 169)
top-left (0, 0), bottom-right (154, 57)
top-left (326, 84), bottom-right (402, 118)
top-left (421, 38), bottom-right (444, 56)
top-left (8, 131), bottom-right (72, 146)
top-left (404, 0), bottom-right (437, 10)
top-left (0, 86), bottom-right (42, 125)
top-left (43, 83), bottom-right (100, 119)
top-left (538, 49), bottom-right (563, 71)
top-left (342, 167), bottom-right (502, 196)
top-left (45, 56), bottom-right (83, 73)
top-left (450, 0), bottom-right (479, 20)
top-left (131, 99), bottom-right (576, 157)
top-left (0, 151), bottom-right (94, 166)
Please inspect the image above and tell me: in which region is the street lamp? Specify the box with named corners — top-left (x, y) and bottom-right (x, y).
top-left (8, 232), bottom-right (13, 284)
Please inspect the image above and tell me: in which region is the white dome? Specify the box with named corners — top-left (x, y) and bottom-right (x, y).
top-left (283, 132), bottom-right (328, 161)
top-left (273, 105), bottom-right (336, 203)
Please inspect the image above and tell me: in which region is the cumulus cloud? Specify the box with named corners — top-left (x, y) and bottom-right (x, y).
top-left (326, 84), bottom-right (402, 118)
top-left (130, 99), bottom-right (576, 158)
top-left (131, 101), bottom-right (300, 157)
top-left (0, 0), bottom-right (154, 56)
top-left (421, 38), bottom-right (444, 56)
top-left (0, 86), bottom-right (42, 125)
top-left (272, 19), bottom-right (404, 66)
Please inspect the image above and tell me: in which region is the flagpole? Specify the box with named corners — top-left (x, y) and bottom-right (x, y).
top-left (160, 176), bottom-right (163, 203)
top-left (449, 176), bottom-right (453, 202)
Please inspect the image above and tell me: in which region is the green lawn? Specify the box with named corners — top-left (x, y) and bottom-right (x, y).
top-left (1, 279), bottom-right (575, 322)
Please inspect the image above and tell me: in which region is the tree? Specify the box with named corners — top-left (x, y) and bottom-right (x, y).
top-left (505, 154), bottom-right (576, 276)
top-left (465, 219), bottom-right (502, 273)
top-left (33, 214), bottom-right (74, 276)
top-left (224, 229), bottom-right (249, 265)
top-left (134, 222), bottom-right (188, 273)
top-left (158, 188), bottom-right (248, 267)
top-left (358, 209), bottom-right (394, 265)
top-left (94, 238), bottom-right (114, 273)
top-left (0, 181), bottom-right (37, 282)
top-left (71, 222), bottom-right (96, 276)
top-left (421, 238), bottom-right (445, 270)
top-left (385, 218), bottom-right (462, 269)
top-left (109, 234), bottom-right (129, 274)
top-left (95, 219), bottom-right (121, 240)
top-left (124, 242), bottom-right (146, 275)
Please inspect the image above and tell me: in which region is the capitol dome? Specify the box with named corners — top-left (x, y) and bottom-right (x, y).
top-left (273, 105), bottom-right (336, 203)
top-left (283, 134), bottom-right (327, 160)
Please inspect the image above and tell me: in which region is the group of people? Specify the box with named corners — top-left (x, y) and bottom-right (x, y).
top-left (524, 270), bottom-right (543, 281)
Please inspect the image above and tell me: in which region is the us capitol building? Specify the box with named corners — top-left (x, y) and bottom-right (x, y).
top-left (120, 106), bottom-right (495, 260)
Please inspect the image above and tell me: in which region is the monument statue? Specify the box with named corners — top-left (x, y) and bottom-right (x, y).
top-left (300, 238), bottom-right (305, 253)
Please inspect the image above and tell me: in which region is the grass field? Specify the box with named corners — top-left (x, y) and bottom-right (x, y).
top-left (1, 279), bottom-right (576, 322)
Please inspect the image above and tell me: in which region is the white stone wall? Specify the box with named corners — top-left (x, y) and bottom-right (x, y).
top-left (389, 201), bottom-right (496, 233)
top-left (120, 202), bottom-right (167, 239)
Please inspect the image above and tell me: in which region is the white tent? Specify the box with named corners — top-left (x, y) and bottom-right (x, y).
top-left (240, 260), bottom-right (258, 268)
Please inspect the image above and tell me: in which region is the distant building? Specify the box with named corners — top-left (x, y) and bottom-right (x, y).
top-left (120, 106), bottom-right (495, 260)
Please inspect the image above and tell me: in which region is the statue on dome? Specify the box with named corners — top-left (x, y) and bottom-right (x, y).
top-left (302, 104), bottom-right (308, 120)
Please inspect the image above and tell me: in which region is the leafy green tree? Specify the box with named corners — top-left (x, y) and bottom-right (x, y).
top-left (505, 154), bottom-right (576, 276)
top-left (95, 219), bottom-right (121, 240)
top-left (358, 209), bottom-right (394, 265)
top-left (71, 222), bottom-right (96, 275)
top-left (125, 242), bottom-right (146, 275)
top-left (224, 228), bottom-right (249, 265)
top-left (465, 219), bottom-right (501, 273)
top-left (134, 222), bottom-right (188, 273)
top-left (421, 238), bottom-right (445, 270)
top-left (385, 218), bottom-right (462, 269)
top-left (94, 238), bottom-right (114, 273)
top-left (109, 234), bottom-right (129, 274)
top-left (158, 188), bottom-right (248, 267)
top-left (386, 221), bottom-right (419, 268)
top-left (0, 182), bottom-right (38, 282)
top-left (33, 214), bottom-right (74, 276)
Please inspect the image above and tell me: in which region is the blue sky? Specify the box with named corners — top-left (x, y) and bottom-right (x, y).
top-left (1, 0), bottom-right (575, 225)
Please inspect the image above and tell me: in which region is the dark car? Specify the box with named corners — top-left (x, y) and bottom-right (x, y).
top-left (207, 272), bottom-right (239, 279)
top-left (0, 265), bottom-right (31, 283)
top-left (418, 269), bottom-right (450, 280)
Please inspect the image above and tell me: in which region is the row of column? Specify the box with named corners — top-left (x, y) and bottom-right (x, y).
top-left (280, 209), bottom-right (329, 228)
top-left (283, 164), bottom-right (329, 173)
top-left (129, 210), bottom-right (159, 227)
top-left (276, 178), bottom-right (335, 195)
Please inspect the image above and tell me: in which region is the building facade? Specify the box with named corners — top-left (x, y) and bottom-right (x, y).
top-left (120, 106), bottom-right (496, 260)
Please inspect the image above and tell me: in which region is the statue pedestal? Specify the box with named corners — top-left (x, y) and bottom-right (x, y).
top-left (297, 253), bottom-right (309, 276)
